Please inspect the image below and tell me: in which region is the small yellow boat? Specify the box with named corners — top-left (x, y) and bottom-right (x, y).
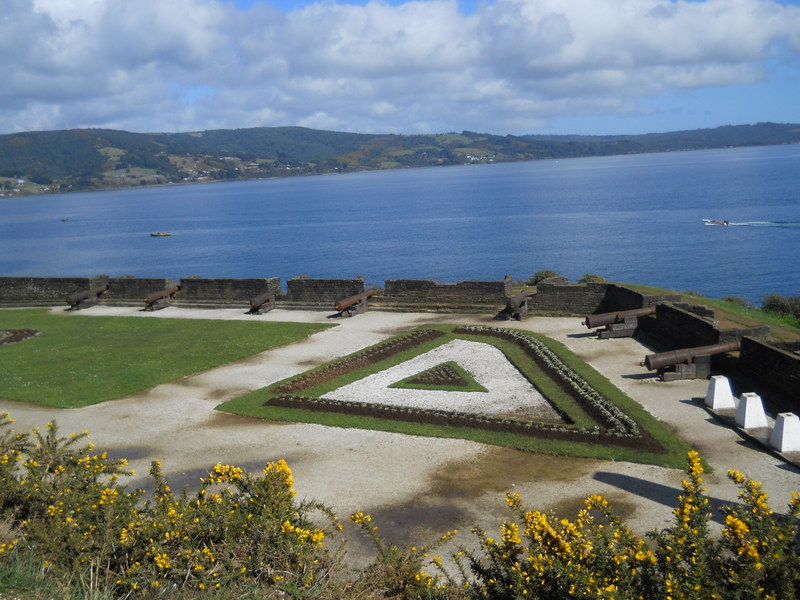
top-left (150, 232), bottom-right (172, 237)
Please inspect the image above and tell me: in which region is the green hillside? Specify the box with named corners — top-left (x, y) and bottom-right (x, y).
top-left (1, 122), bottom-right (799, 195)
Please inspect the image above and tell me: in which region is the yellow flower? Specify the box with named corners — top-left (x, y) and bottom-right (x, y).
top-left (350, 510), bottom-right (372, 525)
top-left (264, 459), bottom-right (295, 495)
top-left (206, 463), bottom-right (245, 484)
top-left (153, 553), bottom-right (171, 569)
top-left (501, 522), bottom-right (522, 546)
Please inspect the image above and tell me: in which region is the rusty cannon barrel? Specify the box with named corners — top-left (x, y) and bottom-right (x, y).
top-left (506, 289), bottom-right (529, 312)
top-left (250, 290), bottom-right (275, 309)
top-left (66, 285), bottom-right (108, 306)
top-left (143, 285), bottom-right (180, 306)
top-left (66, 284), bottom-right (108, 309)
top-left (584, 306), bottom-right (656, 329)
top-left (641, 339), bottom-right (741, 371)
top-left (334, 289), bottom-right (375, 313)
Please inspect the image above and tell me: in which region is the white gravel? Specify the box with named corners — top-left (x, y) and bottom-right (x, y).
top-left (326, 339), bottom-right (563, 420)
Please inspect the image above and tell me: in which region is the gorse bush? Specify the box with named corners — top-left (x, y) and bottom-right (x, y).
top-left (2, 414), bottom-right (800, 599)
top-left (0, 412), bottom-right (341, 598)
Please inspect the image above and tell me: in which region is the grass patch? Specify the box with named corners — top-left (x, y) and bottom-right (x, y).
top-left (219, 325), bottom-right (691, 468)
top-left (389, 361), bottom-right (488, 392)
top-left (0, 309), bottom-right (331, 408)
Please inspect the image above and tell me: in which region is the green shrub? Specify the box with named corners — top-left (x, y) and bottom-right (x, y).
top-left (762, 294), bottom-right (793, 316)
top-left (577, 273), bottom-right (607, 284)
top-left (762, 294), bottom-right (800, 319)
top-left (526, 270), bottom-right (561, 286)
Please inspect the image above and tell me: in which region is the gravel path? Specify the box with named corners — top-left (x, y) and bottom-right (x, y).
top-left (2, 305), bottom-right (799, 565)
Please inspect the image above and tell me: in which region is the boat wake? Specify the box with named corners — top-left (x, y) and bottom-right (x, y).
top-left (703, 219), bottom-right (800, 227)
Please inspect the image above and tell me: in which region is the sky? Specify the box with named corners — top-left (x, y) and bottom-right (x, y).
top-left (2, 0), bottom-right (799, 136)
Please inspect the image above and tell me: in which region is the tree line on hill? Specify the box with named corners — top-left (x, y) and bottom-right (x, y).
top-left (1, 122), bottom-right (799, 194)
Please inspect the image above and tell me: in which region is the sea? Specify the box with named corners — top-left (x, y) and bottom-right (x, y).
top-left (1, 144), bottom-right (798, 305)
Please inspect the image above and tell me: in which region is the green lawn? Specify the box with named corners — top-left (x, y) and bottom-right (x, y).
top-left (0, 309), bottom-right (331, 408)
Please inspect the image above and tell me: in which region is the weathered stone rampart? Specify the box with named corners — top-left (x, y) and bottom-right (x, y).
top-left (283, 276), bottom-right (364, 308)
top-left (0, 275), bottom-right (109, 305)
top-left (179, 277), bottom-right (280, 307)
top-left (105, 277), bottom-right (177, 304)
top-left (528, 282), bottom-right (681, 315)
top-left (739, 338), bottom-right (800, 405)
top-left (381, 277), bottom-right (511, 310)
top-left (528, 282), bottom-right (609, 314)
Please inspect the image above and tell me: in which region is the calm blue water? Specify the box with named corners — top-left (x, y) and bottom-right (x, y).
top-left (1, 145), bottom-right (798, 304)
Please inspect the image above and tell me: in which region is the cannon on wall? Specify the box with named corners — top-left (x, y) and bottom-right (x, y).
top-left (641, 339), bottom-right (741, 381)
top-left (504, 289), bottom-right (530, 320)
top-left (144, 285), bottom-right (180, 311)
top-left (334, 289), bottom-right (375, 317)
top-left (66, 285), bottom-right (108, 310)
top-left (248, 284), bottom-right (280, 315)
top-left (583, 306), bottom-right (656, 338)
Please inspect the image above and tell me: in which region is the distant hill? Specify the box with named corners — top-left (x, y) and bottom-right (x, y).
top-left (1, 122), bottom-right (799, 195)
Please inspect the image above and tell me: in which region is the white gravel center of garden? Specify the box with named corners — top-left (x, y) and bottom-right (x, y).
top-left (325, 339), bottom-right (564, 420)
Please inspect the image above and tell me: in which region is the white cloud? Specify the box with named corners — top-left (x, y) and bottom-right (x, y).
top-left (1, 0), bottom-right (799, 135)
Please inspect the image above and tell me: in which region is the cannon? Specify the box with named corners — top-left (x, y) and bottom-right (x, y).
top-left (66, 285), bottom-right (108, 310)
top-left (584, 306), bottom-right (657, 329)
top-left (334, 289), bottom-right (375, 317)
top-left (642, 339), bottom-right (741, 380)
top-left (504, 289), bottom-right (530, 320)
top-left (144, 285), bottom-right (180, 311)
top-left (248, 286), bottom-right (279, 315)
top-left (583, 306), bottom-right (657, 339)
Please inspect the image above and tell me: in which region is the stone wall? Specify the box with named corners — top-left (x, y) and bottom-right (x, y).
top-left (283, 276), bottom-right (365, 307)
top-left (645, 303), bottom-right (721, 348)
top-left (381, 277), bottom-right (511, 310)
top-left (599, 285), bottom-right (681, 313)
top-left (0, 275), bottom-right (109, 305)
top-left (641, 303), bottom-right (769, 351)
top-left (178, 277), bottom-right (280, 306)
top-left (105, 277), bottom-right (178, 304)
top-left (529, 282), bottom-right (682, 315)
top-left (528, 282), bottom-right (610, 314)
top-left (739, 337), bottom-right (800, 406)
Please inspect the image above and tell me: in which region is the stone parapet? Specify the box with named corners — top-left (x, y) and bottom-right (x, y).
top-left (106, 277), bottom-right (177, 304)
top-left (381, 277), bottom-right (511, 310)
top-left (283, 276), bottom-right (365, 308)
top-left (0, 275), bottom-right (108, 305)
top-left (178, 277), bottom-right (280, 307)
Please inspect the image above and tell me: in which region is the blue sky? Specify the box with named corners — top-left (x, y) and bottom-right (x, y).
top-left (3, 0), bottom-right (799, 136)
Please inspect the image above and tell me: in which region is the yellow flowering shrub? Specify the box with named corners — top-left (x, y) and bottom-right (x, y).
top-left (4, 413), bottom-right (800, 600)
top-left (0, 416), bottom-right (340, 598)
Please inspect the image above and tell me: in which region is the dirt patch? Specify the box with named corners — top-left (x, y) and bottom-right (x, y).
top-left (548, 491), bottom-right (639, 522)
top-left (428, 447), bottom-right (597, 499)
top-left (0, 328), bottom-right (41, 346)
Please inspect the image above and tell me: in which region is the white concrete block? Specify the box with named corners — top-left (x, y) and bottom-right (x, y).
top-left (735, 392), bottom-right (768, 429)
top-left (704, 375), bottom-right (736, 410)
top-left (770, 413), bottom-right (800, 452)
